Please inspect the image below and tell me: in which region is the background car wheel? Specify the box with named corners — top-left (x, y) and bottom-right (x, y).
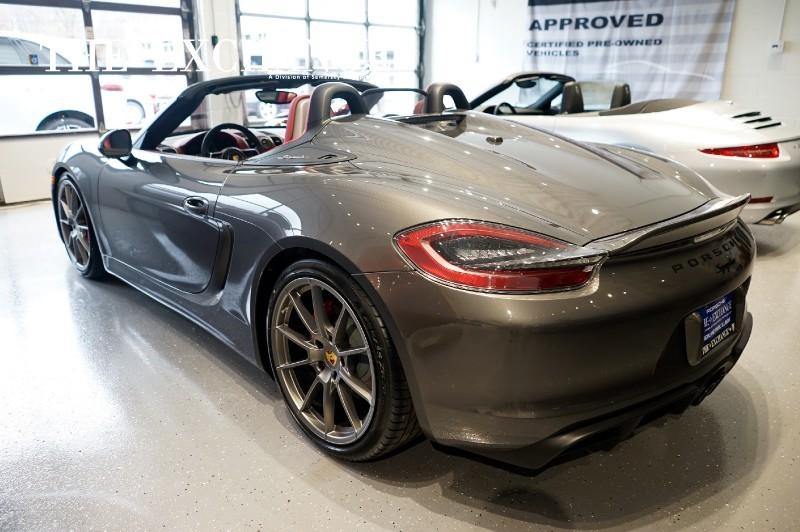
top-left (268, 259), bottom-right (420, 461)
top-left (56, 176), bottom-right (105, 279)
top-left (39, 115), bottom-right (94, 131)
top-left (125, 99), bottom-right (146, 125)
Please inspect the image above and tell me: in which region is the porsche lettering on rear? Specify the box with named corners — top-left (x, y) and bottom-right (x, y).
top-left (671, 238), bottom-right (740, 273)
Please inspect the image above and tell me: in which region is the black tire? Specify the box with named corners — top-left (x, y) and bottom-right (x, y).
top-left (267, 259), bottom-right (420, 461)
top-left (56, 175), bottom-right (106, 279)
top-left (39, 115), bottom-right (93, 131)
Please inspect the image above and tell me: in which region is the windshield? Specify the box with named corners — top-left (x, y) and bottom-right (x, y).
top-left (482, 77), bottom-right (566, 110)
top-left (363, 88), bottom-right (425, 116)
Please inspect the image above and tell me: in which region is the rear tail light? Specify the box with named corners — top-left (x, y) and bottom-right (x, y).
top-left (749, 196), bottom-right (773, 204)
top-left (395, 221), bottom-right (606, 292)
top-left (700, 143), bottom-right (780, 158)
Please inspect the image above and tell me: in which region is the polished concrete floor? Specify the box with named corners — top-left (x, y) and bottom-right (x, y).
top-left (1, 200), bottom-right (799, 530)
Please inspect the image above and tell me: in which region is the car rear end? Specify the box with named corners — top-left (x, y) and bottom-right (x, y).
top-left (362, 195), bottom-right (754, 469)
top-left (654, 101), bottom-right (800, 225)
top-left (691, 137), bottom-right (800, 225)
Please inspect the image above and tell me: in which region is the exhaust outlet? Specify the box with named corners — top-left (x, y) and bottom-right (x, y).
top-left (692, 368), bottom-right (728, 406)
top-left (757, 209), bottom-right (790, 225)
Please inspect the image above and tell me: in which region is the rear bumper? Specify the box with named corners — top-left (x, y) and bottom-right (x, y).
top-left (748, 198), bottom-right (800, 225)
top-left (475, 312), bottom-right (751, 469)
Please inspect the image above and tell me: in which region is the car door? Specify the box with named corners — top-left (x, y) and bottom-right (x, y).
top-left (97, 149), bottom-right (234, 294)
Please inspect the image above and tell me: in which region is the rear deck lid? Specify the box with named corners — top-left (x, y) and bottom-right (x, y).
top-left (316, 115), bottom-right (715, 242)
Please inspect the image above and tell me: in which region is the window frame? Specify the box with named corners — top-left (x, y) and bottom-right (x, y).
top-left (0, 0), bottom-right (198, 139)
top-left (234, 0), bottom-right (424, 89)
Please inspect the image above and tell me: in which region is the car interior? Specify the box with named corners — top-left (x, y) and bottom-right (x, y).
top-left (154, 80), bottom-right (374, 161)
top-left (153, 88), bottom-right (299, 160)
top-left (150, 81), bottom-right (491, 163)
top-left (475, 75), bottom-right (634, 116)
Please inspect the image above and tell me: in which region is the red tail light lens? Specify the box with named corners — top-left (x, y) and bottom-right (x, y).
top-left (749, 196), bottom-right (774, 204)
top-left (395, 221), bottom-right (606, 292)
top-left (700, 143), bottom-right (780, 158)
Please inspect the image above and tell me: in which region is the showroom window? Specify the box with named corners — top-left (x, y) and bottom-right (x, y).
top-left (0, 0), bottom-right (195, 137)
top-left (237, 0), bottom-right (422, 112)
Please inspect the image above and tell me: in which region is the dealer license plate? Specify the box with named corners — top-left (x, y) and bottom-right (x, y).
top-left (700, 292), bottom-right (735, 356)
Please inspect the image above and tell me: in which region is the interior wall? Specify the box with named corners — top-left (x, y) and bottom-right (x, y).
top-left (423, 0), bottom-right (529, 98)
top-left (0, 132), bottom-right (100, 204)
top-left (425, 0), bottom-right (800, 127)
top-left (195, 0), bottom-right (242, 125)
top-left (195, 0), bottom-right (239, 82)
top-left (721, 0), bottom-right (800, 128)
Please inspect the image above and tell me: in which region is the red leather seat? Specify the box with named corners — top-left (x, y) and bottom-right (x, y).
top-left (284, 94), bottom-right (311, 144)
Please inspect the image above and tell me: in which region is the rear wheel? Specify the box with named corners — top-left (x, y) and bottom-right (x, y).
top-left (268, 259), bottom-right (419, 460)
top-left (56, 176), bottom-right (105, 279)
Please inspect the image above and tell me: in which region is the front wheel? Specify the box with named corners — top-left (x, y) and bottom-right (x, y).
top-left (267, 259), bottom-right (420, 461)
top-left (56, 176), bottom-right (105, 279)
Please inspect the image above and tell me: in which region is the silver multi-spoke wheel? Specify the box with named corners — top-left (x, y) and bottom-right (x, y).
top-left (271, 277), bottom-right (376, 445)
top-left (57, 180), bottom-right (92, 271)
top-left (56, 176), bottom-right (104, 279)
top-left (268, 260), bottom-right (420, 460)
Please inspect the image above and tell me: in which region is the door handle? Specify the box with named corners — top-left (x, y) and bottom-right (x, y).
top-left (183, 196), bottom-right (208, 217)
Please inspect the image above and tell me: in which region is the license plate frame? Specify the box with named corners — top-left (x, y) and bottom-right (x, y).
top-left (700, 292), bottom-right (736, 356)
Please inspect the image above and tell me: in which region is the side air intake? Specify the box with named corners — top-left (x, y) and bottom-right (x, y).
top-left (730, 110), bottom-right (782, 130)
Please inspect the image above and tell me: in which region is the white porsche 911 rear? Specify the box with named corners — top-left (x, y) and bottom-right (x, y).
top-left (469, 73), bottom-right (800, 225)
top-left (538, 99), bottom-right (800, 225)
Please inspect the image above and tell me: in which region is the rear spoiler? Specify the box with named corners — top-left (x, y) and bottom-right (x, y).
top-left (590, 194), bottom-right (750, 254)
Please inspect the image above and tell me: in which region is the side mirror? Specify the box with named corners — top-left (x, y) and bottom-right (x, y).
top-left (98, 129), bottom-right (132, 158)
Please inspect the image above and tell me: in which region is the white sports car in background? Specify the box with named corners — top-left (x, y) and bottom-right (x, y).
top-left (470, 72), bottom-right (800, 225)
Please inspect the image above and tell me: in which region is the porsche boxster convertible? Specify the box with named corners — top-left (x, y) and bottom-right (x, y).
top-left (53, 75), bottom-right (754, 469)
top-left (471, 72), bottom-right (800, 225)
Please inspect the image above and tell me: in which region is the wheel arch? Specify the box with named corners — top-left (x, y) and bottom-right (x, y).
top-left (37, 110), bottom-right (96, 131)
top-left (250, 236), bottom-right (408, 379)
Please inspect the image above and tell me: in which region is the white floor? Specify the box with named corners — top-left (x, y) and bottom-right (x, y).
top-left (1, 201), bottom-right (799, 530)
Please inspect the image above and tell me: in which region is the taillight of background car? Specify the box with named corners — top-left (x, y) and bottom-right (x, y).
top-left (700, 143), bottom-right (780, 158)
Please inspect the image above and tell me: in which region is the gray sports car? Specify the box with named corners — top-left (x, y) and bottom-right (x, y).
top-left (52, 75), bottom-right (754, 469)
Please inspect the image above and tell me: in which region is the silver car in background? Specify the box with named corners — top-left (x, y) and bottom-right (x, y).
top-left (471, 72), bottom-right (800, 225)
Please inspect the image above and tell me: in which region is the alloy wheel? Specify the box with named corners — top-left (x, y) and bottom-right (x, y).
top-left (57, 180), bottom-right (91, 271)
top-left (271, 277), bottom-right (376, 445)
